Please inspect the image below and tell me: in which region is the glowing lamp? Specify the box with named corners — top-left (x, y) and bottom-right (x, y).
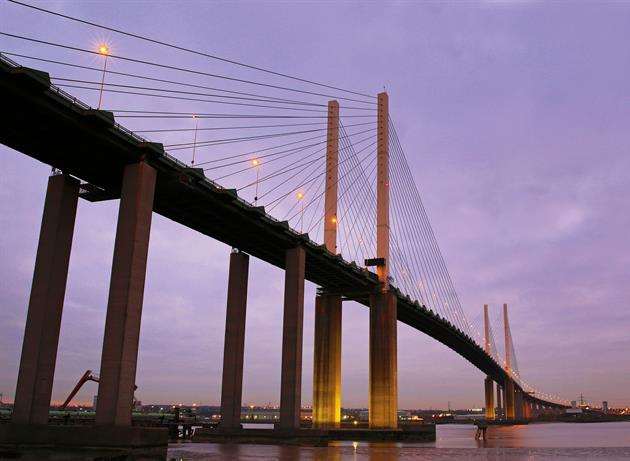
top-left (98, 44), bottom-right (109, 55)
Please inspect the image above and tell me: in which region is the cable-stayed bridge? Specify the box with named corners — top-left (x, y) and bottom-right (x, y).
top-left (0, 0), bottom-right (568, 449)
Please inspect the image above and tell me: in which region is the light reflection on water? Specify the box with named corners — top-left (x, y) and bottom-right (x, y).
top-left (168, 422), bottom-right (630, 460)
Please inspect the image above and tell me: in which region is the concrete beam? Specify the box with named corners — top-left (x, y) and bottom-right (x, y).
top-left (312, 294), bottom-right (342, 428)
top-left (96, 162), bottom-right (156, 426)
top-left (279, 246), bottom-right (306, 431)
top-left (369, 291), bottom-right (397, 429)
top-left (219, 250), bottom-right (249, 430)
top-left (12, 174), bottom-right (79, 425)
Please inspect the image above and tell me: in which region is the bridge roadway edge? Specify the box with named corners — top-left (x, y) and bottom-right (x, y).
top-left (0, 56), bottom-right (565, 413)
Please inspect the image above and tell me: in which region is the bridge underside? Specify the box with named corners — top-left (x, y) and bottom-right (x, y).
top-left (0, 59), bottom-right (565, 412)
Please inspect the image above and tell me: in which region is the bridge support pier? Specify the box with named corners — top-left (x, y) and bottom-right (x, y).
top-left (514, 389), bottom-right (523, 420)
top-left (504, 379), bottom-right (515, 420)
top-left (496, 384), bottom-right (503, 419)
top-left (484, 377), bottom-right (495, 420)
top-left (219, 250), bottom-right (249, 431)
top-left (12, 174), bottom-right (79, 425)
top-left (312, 294), bottom-right (342, 428)
top-left (96, 162), bottom-right (156, 426)
top-left (279, 246), bottom-right (306, 431)
top-left (369, 291), bottom-right (398, 429)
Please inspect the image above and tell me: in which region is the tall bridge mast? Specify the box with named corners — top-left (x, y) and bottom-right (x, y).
top-left (376, 92), bottom-right (390, 287)
top-left (483, 304), bottom-right (495, 420)
top-left (313, 101), bottom-right (342, 429)
top-left (369, 92), bottom-right (398, 429)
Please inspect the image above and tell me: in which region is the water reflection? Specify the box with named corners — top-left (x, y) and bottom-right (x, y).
top-left (217, 442), bottom-right (240, 459)
top-left (278, 445), bottom-right (303, 461)
top-left (167, 422), bottom-right (630, 460)
top-left (367, 442), bottom-right (400, 461)
top-left (435, 422), bottom-right (630, 449)
top-left (312, 447), bottom-right (341, 461)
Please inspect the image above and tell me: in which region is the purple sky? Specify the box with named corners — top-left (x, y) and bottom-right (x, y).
top-left (1, 1), bottom-right (629, 410)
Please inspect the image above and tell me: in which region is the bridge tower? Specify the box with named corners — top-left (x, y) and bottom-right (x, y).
top-left (369, 91), bottom-right (398, 429)
top-left (503, 303), bottom-right (516, 420)
top-left (483, 304), bottom-right (495, 420)
top-left (312, 100), bottom-right (342, 429)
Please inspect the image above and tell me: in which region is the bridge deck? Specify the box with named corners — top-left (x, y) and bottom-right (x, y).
top-left (0, 55), bottom-right (564, 410)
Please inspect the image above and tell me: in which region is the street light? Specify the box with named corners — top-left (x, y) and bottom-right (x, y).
top-left (97, 43), bottom-right (109, 110)
top-left (191, 114), bottom-right (199, 166)
top-left (297, 191), bottom-right (305, 232)
top-left (252, 158), bottom-right (261, 205)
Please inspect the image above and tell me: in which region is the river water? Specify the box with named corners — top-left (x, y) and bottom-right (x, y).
top-left (167, 422), bottom-right (630, 460)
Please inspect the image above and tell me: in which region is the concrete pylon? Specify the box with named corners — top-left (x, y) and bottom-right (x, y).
top-left (514, 389), bottom-right (523, 420)
top-left (376, 92), bottom-right (390, 286)
top-left (219, 250), bottom-right (249, 431)
top-left (312, 101), bottom-right (342, 429)
top-left (503, 303), bottom-right (511, 371)
top-left (312, 294), bottom-right (342, 428)
top-left (368, 92), bottom-right (397, 429)
top-left (12, 174), bottom-right (79, 425)
top-left (369, 291), bottom-right (397, 429)
top-left (323, 100), bottom-right (339, 253)
top-left (279, 246), bottom-right (306, 431)
top-left (482, 304), bottom-right (495, 420)
top-left (484, 377), bottom-right (495, 420)
top-left (504, 379), bottom-right (516, 420)
top-left (502, 303), bottom-right (515, 420)
top-left (96, 162), bottom-right (156, 426)
top-left (496, 384), bottom-right (503, 419)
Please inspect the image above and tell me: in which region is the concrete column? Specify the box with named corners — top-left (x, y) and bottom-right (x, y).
top-left (312, 294), bottom-right (342, 428)
top-left (503, 303), bottom-right (511, 372)
top-left (323, 100), bottom-right (339, 253)
top-left (369, 291), bottom-right (397, 429)
top-left (12, 174), bottom-right (79, 425)
top-left (219, 250), bottom-right (249, 430)
top-left (484, 377), bottom-right (495, 420)
top-left (514, 389), bottom-right (523, 420)
top-left (279, 246), bottom-right (306, 431)
top-left (496, 385), bottom-right (503, 419)
top-left (95, 162), bottom-right (156, 426)
top-left (312, 99), bottom-right (342, 429)
top-left (376, 92), bottom-right (390, 286)
top-left (502, 383), bottom-right (507, 419)
top-left (482, 305), bottom-right (495, 420)
top-left (504, 378), bottom-right (515, 420)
